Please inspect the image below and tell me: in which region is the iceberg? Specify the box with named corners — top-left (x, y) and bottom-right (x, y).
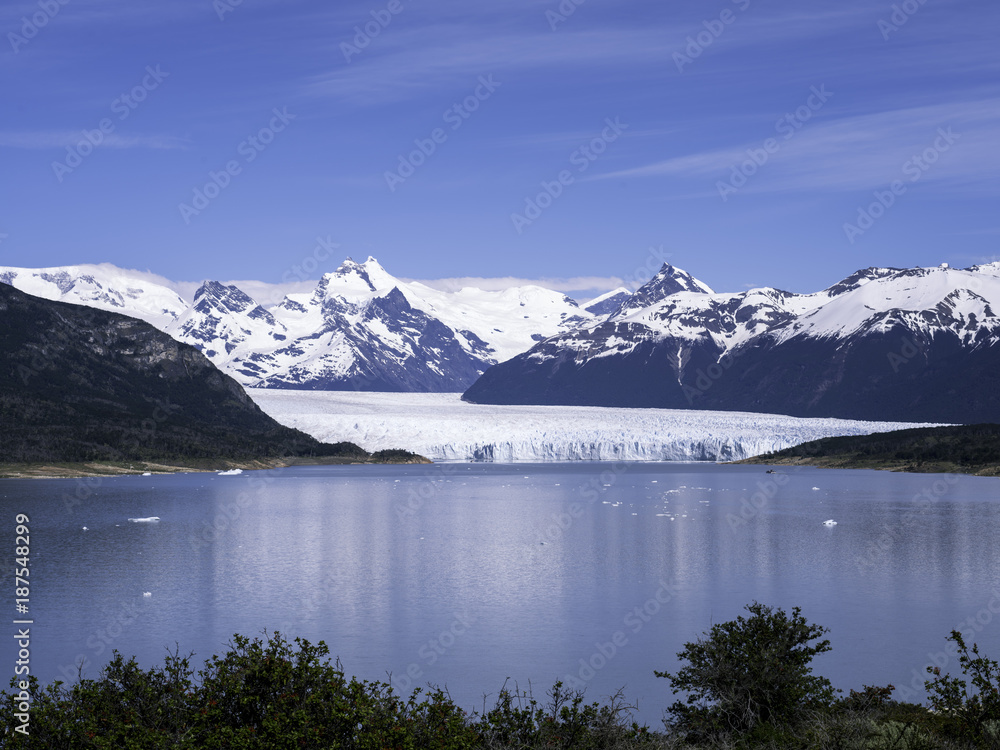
top-left (250, 391), bottom-right (936, 463)
top-left (127, 517), bottom-right (160, 523)
top-left (217, 469), bottom-right (243, 476)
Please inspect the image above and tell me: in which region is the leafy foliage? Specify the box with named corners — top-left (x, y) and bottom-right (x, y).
top-left (656, 602), bottom-right (837, 737)
top-left (0, 632), bottom-right (652, 750)
top-left (925, 630), bottom-right (1000, 745)
top-left (3, 615), bottom-right (999, 748)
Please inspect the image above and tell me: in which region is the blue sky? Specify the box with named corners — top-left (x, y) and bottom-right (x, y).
top-left (1, 0), bottom-right (998, 298)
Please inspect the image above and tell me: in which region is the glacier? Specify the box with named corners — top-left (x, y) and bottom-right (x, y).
top-left (249, 390), bottom-right (936, 463)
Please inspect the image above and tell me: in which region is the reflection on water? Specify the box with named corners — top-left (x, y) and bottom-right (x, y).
top-left (2, 462), bottom-right (997, 725)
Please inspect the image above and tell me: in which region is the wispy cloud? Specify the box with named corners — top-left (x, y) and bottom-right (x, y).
top-left (304, 25), bottom-right (673, 105)
top-left (592, 98), bottom-right (1000, 194)
top-left (0, 131), bottom-right (187, 150)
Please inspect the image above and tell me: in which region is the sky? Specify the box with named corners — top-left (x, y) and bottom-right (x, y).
top-left (1, 0), bottom-right (998, 299)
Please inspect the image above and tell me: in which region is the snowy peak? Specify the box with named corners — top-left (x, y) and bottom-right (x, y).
top-left (193, 280), bottom-right (276, 324)
top-left (316, 259), bottom-right (379, 299)
top-left (771, 263), bottom-right (1000, 344)
top-left (464, 260), bottom-right (1000, 423)
top-left (616, 263), bottom-right (713, 315)
top-left (0, 263), bottom-right (188, 329)
top-left (169, 281), bottom-right (287, 363)
top-left (585, 287), bottom-right (631, 316)
top-left (820, 266), bottom-right (901, 298)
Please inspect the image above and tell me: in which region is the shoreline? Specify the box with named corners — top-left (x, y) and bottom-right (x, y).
top-left (0, 454), bottom-right (432, 480)
top-left (734, 455), bottom-right (1000, 477)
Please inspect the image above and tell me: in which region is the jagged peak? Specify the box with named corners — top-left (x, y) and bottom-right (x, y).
top-left (821, 267), bottom-right (902, 297)
top-left (616, 263), bottom-right (713, 315)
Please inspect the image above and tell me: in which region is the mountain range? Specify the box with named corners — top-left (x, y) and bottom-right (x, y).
top-left (464, 262), bottom-right (1000, 423)
top-left (0, 259), bottom-right (603, 393)
top-left (4, 258), bottom-right (1000, 423)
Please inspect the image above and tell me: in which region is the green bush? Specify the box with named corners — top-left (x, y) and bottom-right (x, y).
top-left (1, 632), bottom-right (655, 750)
top-left (4, 614), bottom-right (999, 749)
top-left (656, 602), bottom-right (838, 738)
top-left (477, 681), bottom-right (651, 749)
top-left (924, 630), bottom-right (1000, 746)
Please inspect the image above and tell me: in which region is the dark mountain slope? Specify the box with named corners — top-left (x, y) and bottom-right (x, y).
top-left (0, 284), bottom-right (368, 463)
top-left (464, 263), bottom-right (1000, 424)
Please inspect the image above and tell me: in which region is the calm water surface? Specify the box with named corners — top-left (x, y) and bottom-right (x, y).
top-left (2, 463), bottom-right (998, 726)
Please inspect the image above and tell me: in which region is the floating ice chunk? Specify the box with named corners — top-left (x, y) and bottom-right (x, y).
top-left (82, 526), bottom-right (88, 531)
top-left (823, 519), bottom-right (837, 526)
top-left (217, 469), bottom-right (243, 476)
top-left (812, 487), bottom-right (821, 491)
top-left (143, 592), bottom-right (152, 597)
top-left (141, 472), bottom-right (152, 476)
top-left (128, 517), bottom-right (160, 523)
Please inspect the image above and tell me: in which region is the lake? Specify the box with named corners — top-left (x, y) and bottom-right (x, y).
top-left (2, 462), bottom-right (998, 727)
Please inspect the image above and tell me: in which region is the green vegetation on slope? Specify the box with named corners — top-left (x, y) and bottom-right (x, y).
top-left (0, 283), bottom-right (424, 469)
top-left (742, 423), bottom-right (1000, 476)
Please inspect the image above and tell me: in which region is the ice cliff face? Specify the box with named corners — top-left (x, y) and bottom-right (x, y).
top-left (248, 390), bottom-right (933, 463)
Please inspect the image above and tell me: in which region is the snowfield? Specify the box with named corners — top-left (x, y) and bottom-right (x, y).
top-left (249, 390), bottom-right (935, 462)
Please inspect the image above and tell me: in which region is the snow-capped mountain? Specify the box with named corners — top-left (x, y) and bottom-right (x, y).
top-left (464, 262), bottom-right (1000, 423)
top-left (0, 258), bottom-right (598, 392)
top-left (0, 264), bottom-right (188, 328)
top-left (584, 287), bottom-right (631, 316)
